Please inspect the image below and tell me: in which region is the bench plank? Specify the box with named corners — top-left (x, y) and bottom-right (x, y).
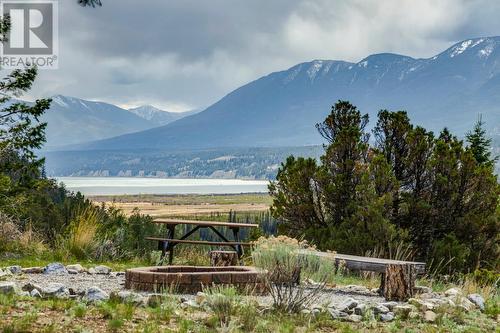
top-left (302, 251), bottom-right (426, 275)
top-left (153, 218), bottom-right (258, 228)
top-left (146, 237), bottom-right (251, 246)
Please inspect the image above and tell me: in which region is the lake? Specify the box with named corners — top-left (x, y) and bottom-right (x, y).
top-left (55, 177), bottom-right (270, 195)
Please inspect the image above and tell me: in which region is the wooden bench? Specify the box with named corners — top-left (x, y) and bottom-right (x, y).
top-left (147, 219), bottom-right (258, 265)
top-left (303, 251), bottom-right (426, 301)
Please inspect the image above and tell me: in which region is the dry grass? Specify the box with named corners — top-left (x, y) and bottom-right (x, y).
top-left (60, 206), bottom-right (102, 259)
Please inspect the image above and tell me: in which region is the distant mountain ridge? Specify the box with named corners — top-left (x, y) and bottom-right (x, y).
top-left (128, 105), bottom-right (199, 126)
top-left (65, 37), bottom-right (500, 151)
top-left (32, 95), bottom-right (195, 147)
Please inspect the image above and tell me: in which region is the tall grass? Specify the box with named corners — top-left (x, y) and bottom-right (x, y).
top-left (59, 205), bottom-right (102, 259)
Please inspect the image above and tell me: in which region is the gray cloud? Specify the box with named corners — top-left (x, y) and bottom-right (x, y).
top-left (20, 0), bottom-right (500, 111)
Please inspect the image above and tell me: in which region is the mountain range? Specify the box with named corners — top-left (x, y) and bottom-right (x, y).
top-left (69, 36), bottom-right (500, 152)
top-left (35, 95), bottom-right (196, 147)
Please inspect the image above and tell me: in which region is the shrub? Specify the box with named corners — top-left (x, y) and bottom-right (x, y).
top-left (203, 285), bottom-right (240, 326)
top-left (251, 236), bottom-right (335, 313)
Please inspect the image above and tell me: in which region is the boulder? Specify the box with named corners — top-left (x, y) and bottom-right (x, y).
top-left (42, 283), bottom-right (69, 298)
top-left (457, 297), bottom-right (475, 312)
top-left (379, 301), bottom-right (398, 310)
top-left (337, 298), bottom-right (358, 312)
top-left (0, 282), bottom-right (16, 294)
top-left (84, 286), bottom-right (109, 302)
top-left (372, 304), bottom-right (390, 314)
top-left (354, 303), bottom-right (366, 315)
top-left (467, 294), bottom-right (485, 311)
top-left (93, 265), bottom-right (112, 275)
top-left (66, 264), bottom-right (85, 273)
top-left (43, 263), bottom-right (67, 275)
top-left (30, 289), bottom-right (42, 298)
top-left (7, 266), bottom-right (22, 275)
top-left (114, 291), bottom-right (144, 305)
top-left (393, 304), bottom-right (415, 317)
top-left (345, 314), bottom-right (362, 323)
top-left (380, 312), bottom-right (395, 322)
top-left (444, 287), bottom-right (462, 297)
top-left (21, 267), bottom-right (43, 274)
top-left (67, 269), bottom-right (78, 275)
top-left (195, 292), bottom-right (206, 305)
top-left (22, 282), bottom-right (43, 293)
top-left (328, 308), bottom-right (349, 319)
top-left (424, 310), bottom-right (437, 322)
top-left (87, 268), bottom-right (96, 274)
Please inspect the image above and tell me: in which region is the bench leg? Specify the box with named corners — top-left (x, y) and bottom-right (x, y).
top-left (380, 264), bottom-right (416, 301)
top-left (159, 225), bottom-right (176, 265)
top-left (231, 228), bottom-right (243, 261)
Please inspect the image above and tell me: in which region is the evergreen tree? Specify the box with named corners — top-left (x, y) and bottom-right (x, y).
top-left (316, 100), bottom-right (369, 225)
top-left (269, 156), bottom-right (325, 237)
top-left (78, 0), bottom-right (102, 7)
top-left (466, 115), bottom-right (497, 167)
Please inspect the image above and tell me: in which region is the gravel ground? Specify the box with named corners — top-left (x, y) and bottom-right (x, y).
top-left (7, 273), bottom-right (388, 307)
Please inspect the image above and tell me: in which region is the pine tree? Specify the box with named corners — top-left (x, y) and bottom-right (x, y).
top-left (78, 0), bottom-right (102, 7)
top-left (0, 15), bottom-right (51, 186)
top-left (466, 115), bottom-right (497, 167)
top-left (316, 100), bottom-right (369, 226)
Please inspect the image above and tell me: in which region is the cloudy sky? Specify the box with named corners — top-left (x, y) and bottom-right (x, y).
top-left (21, 0), bottom-right (500, 112)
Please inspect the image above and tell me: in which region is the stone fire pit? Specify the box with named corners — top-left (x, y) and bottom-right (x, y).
top-left (125, 266), bottom-right (266, 293)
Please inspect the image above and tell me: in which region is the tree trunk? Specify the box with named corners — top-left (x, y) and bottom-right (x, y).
top-left (209, 250), bottom-right (239, 266)
top-left (380, 264), bottom-right (416, 301)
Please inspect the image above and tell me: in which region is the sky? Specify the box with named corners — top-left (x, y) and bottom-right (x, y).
top-left (17, 0), bottom-right (500, 112)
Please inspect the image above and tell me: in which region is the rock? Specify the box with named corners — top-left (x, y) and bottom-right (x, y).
top-left (184, 300), bottom-right (199, 308)
top-left (354, 303), bottom-right (366, 315)
top-left (424, 310), bottom-right (437, 322)
top-left (66, 264), bottom-right (85, 273)
top-left (22, 282), bottom-right (42, 293)
top-left (87, 268), bottom-right (96, 274)
top-left (21, 267), bottom-right (43, 274)
top-left (414, 285), bottom-right (432, 294)
top-left (115, 272), bottom-right (125, 276)
top-left (92, 265), bottom-right (112, 275)
top-left (195, 292), bottom-right (206, 305)
top-left (0, 282), bottom-right (16, 294)
top-left (42, 283), bottom-right (69, 298)
top-left (345, 314), bottom-right (362, 323)
top-left (30, 289), bottom-right (42, 298)
top-left (343, 285), bottom-right (370, 294)
top-left (67, 269), bottom-right (78, 275)
top-left (444, 287), bottom-right (462, 297)
top-left (457, 297), bottom-right (475, 312)
top-left (380, 312), bottom-right (395, 322)
top-left (370, 288), bottom-right (380, 294)
top-left (409, 298), bottom-right (434, 311)
top-left (115, 291), bottom-right (144, 305)
top-left (379, 301), bottom-right (398, 310)
top-left (301, 309), bottom-right (311, 315)
top-left (7, 266), bottom-right (22, 275)
top-left (467, 294), bottom-right (485, 311)
top-left (43, 263), bottom-right (67, 275)
top-left (393, 304), bottom-right (414, 317)
top-left (328, 308), bottom-right (348, 319)
top-left (311, 308), bottom-right (321, 316)
top-left (337, 298), bottom-right (358, 312)
top-left (372, 304), bottom-right (390, 314)
top-left (84, 287), bottom-right (109, 302)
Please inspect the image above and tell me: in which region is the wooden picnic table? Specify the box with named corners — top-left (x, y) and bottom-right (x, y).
top-left (146, 218), bottom-right (258, 265)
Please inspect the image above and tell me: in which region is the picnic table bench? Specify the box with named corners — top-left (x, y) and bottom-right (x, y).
top-left (305, 251), bottom-right (426, 301)
top-left (146, 218), bottom-right (258, 265)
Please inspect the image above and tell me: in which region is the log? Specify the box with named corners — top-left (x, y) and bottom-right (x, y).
top-left (380, 264), bottom-right (416, 301)
top-left (209, 250), bottom-right (239, 266)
